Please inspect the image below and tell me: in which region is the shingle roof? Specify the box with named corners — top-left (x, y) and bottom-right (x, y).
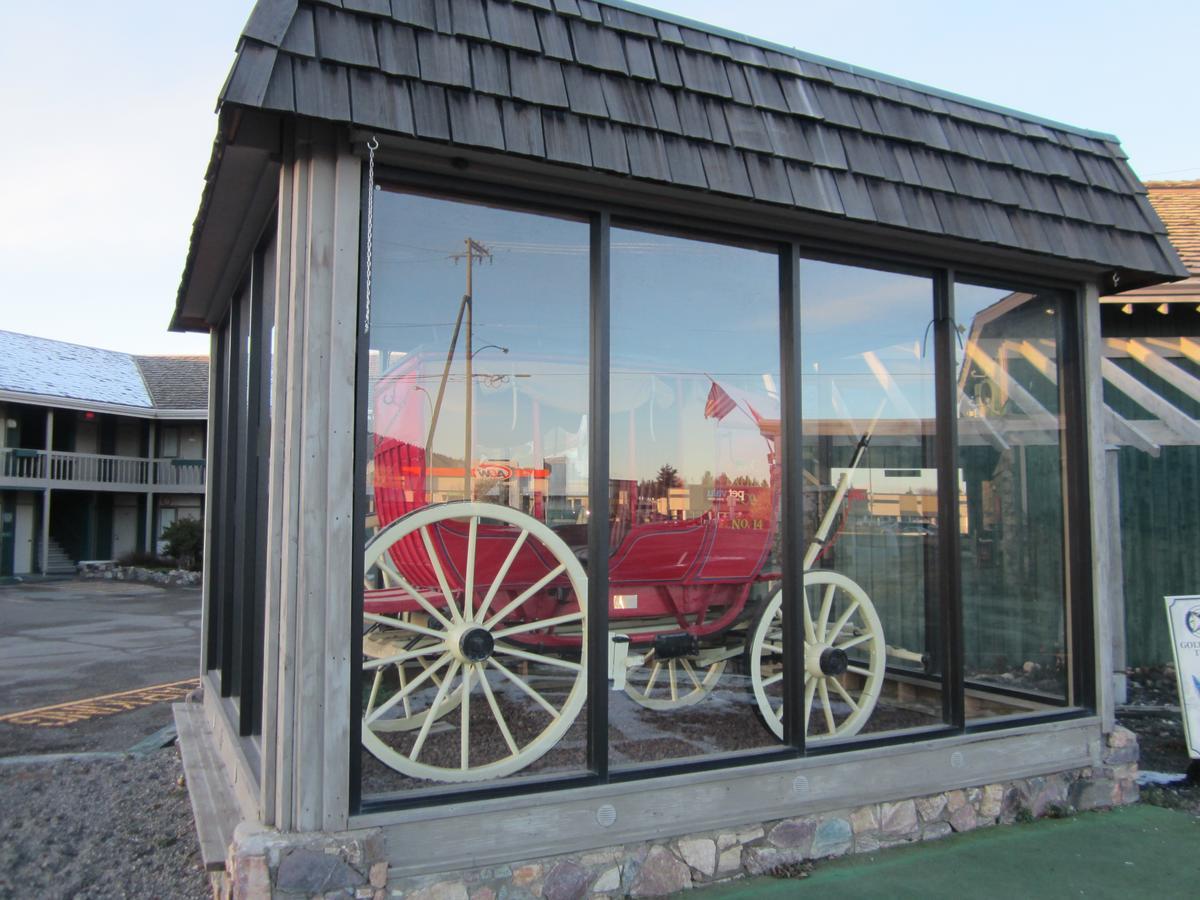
top-left (134, 356), bottom-right (211, 409)
top-left (212, 0), bottom-right (1185, 284)
top-left (1145, 181), bottom-right (1200, 275)
top-left (0, 331), bottom-right (207, 413)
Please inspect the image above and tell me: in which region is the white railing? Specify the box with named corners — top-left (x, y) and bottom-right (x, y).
top-left (0, 447), bottom-right (205, 490)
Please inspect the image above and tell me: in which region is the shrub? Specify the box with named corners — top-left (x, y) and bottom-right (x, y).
top-left (161, 517), bottom-right (204, 571)
top-left (117, 550), bottom-right (173, 569)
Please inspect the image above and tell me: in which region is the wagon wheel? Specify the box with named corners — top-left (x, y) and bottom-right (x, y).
top-left (361, 501), bottom-right (588, 782)
top-left (362, 621), bottom-right (463, 733)
top-left (623, 649), bottom-right (726, 710)
top-left (749, 571), bottom-right (884, 743)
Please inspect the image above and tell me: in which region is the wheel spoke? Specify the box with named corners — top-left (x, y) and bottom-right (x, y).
top-left (477, 667), bottom-right (519, 756)
top-left (493, 643), bottom-right (583, 672)
top-left (475, 529), bottom-right (529, 623)
top-left (419, 526), bottom-right (463, 623)
top-left (847, 665), bottom-right (873, 677)
top-left (760, 643), bottom-right (784, 655)
top-left (801, 586), bottom-right (816, 643)
top-left (366, 652), bottom-right (452, 725)
top-left (830, 677), bottom-right (860, 712)
top-left (367, 668), bottom-right (383, 713)
top-left (368, 570), bottom-right (455, 631)
top-left (491, 611), bottom-right (583, 640)
top-left (364, 612), bottom-right (446, 641)
top-left (827, 599), bottom-right (861, 645)
top-left (669, 661), bottom-right (678, 702)
top-left (460, 664), bottom-right (472, 770)
top-left (363, 643), bottom-right (446, 671)
top-left (761, 671), bottom-right (783, 688)
top-left (836, 632), bottom-right (872, 652)
top-left (410, 659), bottom-right (461, 762)
top-left (463, 517), bottom-right (478, 621)
top-left (803, 676), bottom-right (817, 728)
top-left (681, 659), bottom-right (703, 691)
top-left (818, 680), bottom-right (836, 734)
top-left (645, 661), bottom-right (662, 696)
top-left (397, 663), bottom-right (413, 718)
top-left (488, 658), bottom-right (559, 717)
top-left (483, 563), bottom-right (568, 629)
top-left (816, 582), bottom-right (835, 643)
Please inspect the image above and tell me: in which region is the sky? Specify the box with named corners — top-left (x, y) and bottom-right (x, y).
top-left (0, 0), bottom-right (1196, 357)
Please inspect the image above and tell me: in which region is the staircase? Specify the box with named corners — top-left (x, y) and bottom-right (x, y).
top-left (44, 537), bottom-right (76, 575)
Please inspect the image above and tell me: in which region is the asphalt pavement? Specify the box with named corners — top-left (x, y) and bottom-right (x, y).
top-left (0, 579), bottom-right (201, 756)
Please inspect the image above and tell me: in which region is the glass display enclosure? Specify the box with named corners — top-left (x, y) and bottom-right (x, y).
top-left (350, 180), bottom-right (1092, 807)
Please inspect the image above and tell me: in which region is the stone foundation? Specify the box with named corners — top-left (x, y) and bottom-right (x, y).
top-left (214, 727), bottom-right (1138, 899)
top-left (79, 561), bottom-right (202, 587)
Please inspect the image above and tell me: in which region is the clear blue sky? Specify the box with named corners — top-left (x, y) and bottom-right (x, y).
top-left (0, 0), bottom-right (1195, 356)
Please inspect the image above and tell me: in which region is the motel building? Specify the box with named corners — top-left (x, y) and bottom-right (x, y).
top-left (171, 2), bottom-right (1184, 897)
top-left (0, 330), bottom-right (207, 577)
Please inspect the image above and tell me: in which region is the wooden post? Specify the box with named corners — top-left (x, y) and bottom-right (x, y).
top-left (263, 123), bottom-right (360, 833)
top-left (145, 421), bottom-right (156, 553)
top-left (1106, 447), bottom-right (1127, 705)
top-left (1082, 283), bottom-right (1115, 731)
top-left (40, 410), bottom-right (52, 575)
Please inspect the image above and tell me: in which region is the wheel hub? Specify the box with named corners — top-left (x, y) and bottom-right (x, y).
top-left (818, 647), bottom-right (849, 676)
top-left (459, 627), bottom-right (495, 662)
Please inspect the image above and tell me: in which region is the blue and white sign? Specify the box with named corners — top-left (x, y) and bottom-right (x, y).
top-left (1164, 595), bottom-right (1200, 759)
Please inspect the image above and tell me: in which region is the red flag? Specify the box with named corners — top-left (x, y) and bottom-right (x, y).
top-left (704, 380), bottom-right (737, 421)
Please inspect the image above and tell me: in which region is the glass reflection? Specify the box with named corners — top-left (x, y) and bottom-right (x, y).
top-left (955, 284), bottom-right (1069, 715)
top-left (609, 227), bottom-right (783, 767)
top-left (799, 260), bottom-right (946, 743)
top-left (361, 190), bottom-right (590, 795)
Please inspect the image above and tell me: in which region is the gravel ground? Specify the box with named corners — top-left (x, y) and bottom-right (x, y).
top-left (0, 748), bottom-right (209, 900)
top-left (1118, 666), bottom-right (1200, 816)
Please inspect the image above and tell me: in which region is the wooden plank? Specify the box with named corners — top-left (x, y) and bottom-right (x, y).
top-left (173, 703), bottom-right (239, 871)
top-left (1101, 357), bottom-right (1200, 442)
top-left (362, 721), bottom-right (1100, 877)
top-left (1120, 339), bottom-right (1200, 406)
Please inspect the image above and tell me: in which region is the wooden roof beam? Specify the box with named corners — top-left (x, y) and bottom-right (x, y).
top-left (1101, 358), bottom-right (1200, 442)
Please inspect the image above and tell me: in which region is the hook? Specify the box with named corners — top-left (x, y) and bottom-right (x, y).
top-left (367, 136), bottom-right (379, 151)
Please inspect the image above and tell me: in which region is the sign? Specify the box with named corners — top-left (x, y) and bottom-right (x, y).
top-left (473, 463), bottom-right (513, 480)
top-left (1164, 595), bottom-right (1200, 759)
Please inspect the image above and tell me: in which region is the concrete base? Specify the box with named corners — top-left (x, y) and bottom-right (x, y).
top-left (188, 726), bottom-right (1139, 899)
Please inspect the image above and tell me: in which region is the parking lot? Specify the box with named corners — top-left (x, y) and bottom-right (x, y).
top-left (0, 579), bottom-right (202, 757)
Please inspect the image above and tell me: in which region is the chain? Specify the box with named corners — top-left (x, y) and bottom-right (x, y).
top-left (363, 136), bottom-right (379, 335)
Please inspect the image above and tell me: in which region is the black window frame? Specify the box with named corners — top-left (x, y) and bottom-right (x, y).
top-left (349, 165), bottom-right (1096, 815)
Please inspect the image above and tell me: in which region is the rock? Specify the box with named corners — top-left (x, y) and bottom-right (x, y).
top-left (716, 833), bottom-right (739, 852)
top-left (370, 862), bottom-right (389, 889)
top-left (767, 818), bottom-right (815, 850)
top-left (629, 847), bottom-right (691, 897)
top-left (232, 854), bottom-right (270, 899)
top-left (922, 822), bottom-right (952, 841)
top-left (879, 800), bottom-right (917, 836)
top-left (810, 818), bottom-right (852, 858)
top-left (1106, 744), bottom-right (1139, 765)
top-left (510, 865), bottom-right (543, 889)
top-left (979, 784), bottom-right (1004, 821)
top-left (470, 889), bottom-right (497, 900)
top-left (716, 847), bottom-right (742, 875)
top-left (850, 806), bottom-right (879, 834)
top-left (944, 789), bottom-right (968, 812)
top-left (542, 862), bottom-right (588, 900)
top-left (276, 848), bottom-right (364, 894)
top-left (855, 834), bottom-right (882, 853)
top-left (1108, 725), bottom-right (1136, 749)
top-left (592, 868), bottom-right (620, 894)
top-left (916, 794), bottom-right (947, 822)
top-left (409, 883), bottom-right (469, 900)
top-left (676, 839), bottom-right (716, 877)
top-left (1072, 778), bottom-right (1117, 811)
top-left (735, 826), bottom-right (764, 844)
top-left (742, 847), bottom-right (803, 877)
top-left (948, 802), bottom-right (977, 833)
top-left (1031, 780), bottom-right (1068, 817)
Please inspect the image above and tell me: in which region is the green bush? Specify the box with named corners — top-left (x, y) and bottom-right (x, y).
top-left (161, 517), bottom-right (204, 571)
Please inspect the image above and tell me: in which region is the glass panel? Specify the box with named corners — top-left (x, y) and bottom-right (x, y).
top-left (609, 227), bottom-right (783, 769)
top-left (800, 260), bottom-right (946, 745)
top-left (361, 189), bottom-right (590, 797)
top-left (955, 284), bottom-right (1069, 717)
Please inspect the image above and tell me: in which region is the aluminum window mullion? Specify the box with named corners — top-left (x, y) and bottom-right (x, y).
top-left (587, 211), bottom-right (611, 780)
top-left (934, 270), bottom-right (965, 730)
top-left (780, 243), bottom-right (805, 751)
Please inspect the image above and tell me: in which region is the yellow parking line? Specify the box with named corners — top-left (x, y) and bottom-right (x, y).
top-left (0, 678), bottom-right (200, 727)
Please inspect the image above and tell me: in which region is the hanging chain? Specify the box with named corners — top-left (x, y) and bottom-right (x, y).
top-left (363, 136), bottom-right (379, 335)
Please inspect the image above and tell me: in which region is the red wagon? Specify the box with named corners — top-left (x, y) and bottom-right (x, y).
top-left (361, 359), bottom-right (886, 782)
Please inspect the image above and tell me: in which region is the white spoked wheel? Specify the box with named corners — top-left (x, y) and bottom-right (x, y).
top-left (750, 571), bottom-right (885, 743)
top-left (623, 649), bottom-right (726, 710)
top-left (362, 501), bottom-right (588, 782)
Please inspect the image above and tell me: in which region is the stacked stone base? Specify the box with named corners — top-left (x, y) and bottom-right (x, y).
top-left (215, 727), bottom-right (1138, 899)
top-left (79, 561), bottom-right (202, 587)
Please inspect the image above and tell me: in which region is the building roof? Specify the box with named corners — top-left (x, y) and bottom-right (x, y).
top-left (194, 0), bottom-right (1184, 290)
top-left (0, 330), bottom-right (208, 415)
top-left (1145, 181), bottom-right (1200, 275)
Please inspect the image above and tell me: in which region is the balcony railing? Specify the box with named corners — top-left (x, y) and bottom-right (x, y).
top-left (0, 448), bottom-right (205, 491)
